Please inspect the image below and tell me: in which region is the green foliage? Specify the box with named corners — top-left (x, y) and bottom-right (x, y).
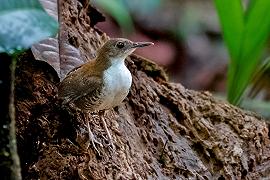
top-left (214, 0), bottom-right (270, 105)
top-left (93, 0), bottom-right (134, 34)
top-left (0, 0), bottom-right (58, 54)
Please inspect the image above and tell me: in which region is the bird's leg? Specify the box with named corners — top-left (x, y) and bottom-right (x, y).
top-left (84, 113), bottom-right (103, 155)
top-left (99, 110), bottom-right (115, 150)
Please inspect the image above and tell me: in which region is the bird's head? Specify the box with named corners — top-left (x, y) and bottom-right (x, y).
top-left (97, 38), bottom-right (153, 63)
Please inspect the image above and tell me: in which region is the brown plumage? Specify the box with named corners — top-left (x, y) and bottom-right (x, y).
top-left (58, 60), bottom-right (104, 111)
top-left (58, 38), bottom-right (153, 153)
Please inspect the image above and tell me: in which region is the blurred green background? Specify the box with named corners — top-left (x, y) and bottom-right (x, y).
top-left (93, 0), bottom-right (270, 119)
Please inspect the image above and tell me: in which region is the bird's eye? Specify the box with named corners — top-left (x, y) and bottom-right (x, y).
top-left (116, 42), bottom-right (125, 49)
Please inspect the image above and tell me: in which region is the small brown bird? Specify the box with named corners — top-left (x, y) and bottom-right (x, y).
top-left (58, 38), bottom-right (153, 153)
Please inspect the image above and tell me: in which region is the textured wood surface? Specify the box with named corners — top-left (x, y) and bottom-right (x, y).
top-left (15, 0), bottom-right (270, 179)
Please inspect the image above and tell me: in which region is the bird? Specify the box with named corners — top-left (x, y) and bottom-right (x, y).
top-left (58, 38), bottom-right (153, 154)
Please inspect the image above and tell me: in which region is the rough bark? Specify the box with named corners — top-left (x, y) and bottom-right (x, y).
top-left (15, 0), bottom-right (270, 179)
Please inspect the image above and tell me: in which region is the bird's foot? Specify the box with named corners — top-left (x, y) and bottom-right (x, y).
top-left (104, 138), bottom-right (115, 152)
top-left (100, 116), bottom-right (116, 152)
top-left (87, 122), bottom-right (103, 155)
top-left (90, 136), bottom-right (103, 156)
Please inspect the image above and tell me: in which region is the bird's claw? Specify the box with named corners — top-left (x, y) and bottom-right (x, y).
top-left (87, 122), bottom-right (103, 155)
top-left (108, 142), bottom-right (116, 152)
top-left (89, 137), bottom-right (103, 156)
top-left (101, 134), bottom-right (115, 152)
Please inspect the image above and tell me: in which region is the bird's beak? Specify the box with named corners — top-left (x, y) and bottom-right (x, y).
top-left (132, 42), bottom-right (154, 48)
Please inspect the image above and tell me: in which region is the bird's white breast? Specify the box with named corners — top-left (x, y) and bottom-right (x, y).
top-left (97, 59), bottom-right (132, 110)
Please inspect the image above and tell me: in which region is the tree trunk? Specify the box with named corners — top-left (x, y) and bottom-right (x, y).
top-left (15, 0), bottom-right (270, 179)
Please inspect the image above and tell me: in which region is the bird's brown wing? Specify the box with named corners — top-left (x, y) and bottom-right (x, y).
top-left (65, 64), bottom-right (83, 77)
top-left (58, 71), bottom-right (103, 109)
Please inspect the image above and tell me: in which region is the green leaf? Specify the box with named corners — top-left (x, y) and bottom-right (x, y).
top-left (233, 0), bottom-right (270, 104)
top-left (0, 0), bottom-right (58, 54)
top-left (214, 0), bottom-right (244, 62)
top-left (93, 0), bottom-right (134, 34)
top-left (214, 0), bottom-right (244, 104)
top-left (214, 0), bottom-right (270, 105)
top-left (248, 56), bottom-right (270, 98)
